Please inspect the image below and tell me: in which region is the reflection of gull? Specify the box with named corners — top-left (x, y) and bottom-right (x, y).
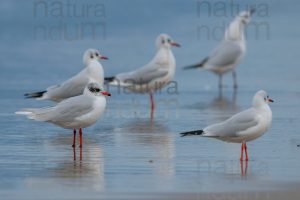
top-left (186, 89), bottom-right (238, 122)
top-left (240, 160), bottom-right (248, 177)
top-left (24, 139), bottom-right (105, 191)
top-left (207, 90), bottom-right (239, 122)
top-left (52, 146), bottom-right (105, 191)
top-left (181, 90), bottom-right (273, 161)
top-left (184, 9), bottom-right (255, 88)
top-left (209, 89), bottom-right (237, 110)
top-left (115, 120), bottom-right (175, 176)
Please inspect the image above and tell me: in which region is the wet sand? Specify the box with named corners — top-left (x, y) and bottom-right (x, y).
top-left (1, 0), bottom-right (300, 199)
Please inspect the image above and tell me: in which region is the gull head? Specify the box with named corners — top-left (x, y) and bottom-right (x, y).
top-left (225, 9), bottom-right (255, 41)
top-left (253, 90), bottom-right (274, 108)
top-left (83, 49), bottom-right (108, 66)
top-left (85, 82), bottom-right (111, 97)
top-left (237, 8), bottom-right (255, 25)
top-left (156, 34), bottom-right (180, 49)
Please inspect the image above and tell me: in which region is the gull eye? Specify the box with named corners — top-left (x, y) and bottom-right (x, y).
top-left (167, 39), bottom-right (171, 43)
top-left (89, 87), bottom-right (94, 92)
top-left (95, 52), bottom-right (99, 57)
top-left (95, 88), bottom-right (100, 92)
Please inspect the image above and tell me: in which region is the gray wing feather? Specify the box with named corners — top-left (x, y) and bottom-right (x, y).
top-left (204, 109), bottom-right (258, 137)
top-left (48, 96), bottom-right (94, 123)
top-left (47, 71), bottom-right (88, 101)
top-left (116, 64), bottom-right (168, 85)
top-left (207, 41), bottom-right (243, 67)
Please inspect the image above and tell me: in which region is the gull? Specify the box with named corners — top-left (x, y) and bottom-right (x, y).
top-left (16, 82), bottom-right (111, 148)
top-left (105, 33), bottom-right (180, 117)
top-left (25, 49), bottom-right (108, 102)
top-left (180, 90), bottom-right (273, 161)
top-left (184, 9), bottom-right (255, 88)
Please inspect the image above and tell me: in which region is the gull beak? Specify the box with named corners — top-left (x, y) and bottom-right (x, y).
top-left (100, 56), bottom-right (109, 60)
top-left (101, 91), bottom-right (111, 96)
top-left (170, 42), bottom-right (181, 47)
top-left (268, 98), bottom-right (274, 103)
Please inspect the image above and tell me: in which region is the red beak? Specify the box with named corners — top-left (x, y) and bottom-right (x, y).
top-left (100, 56), bottom-right (109, 60)
top-left (170, 42), bottom-right (181, 47)
top-left (268, 98), bottom-right (274, 103)
top-left (101, 91), bottom-right (111, 96)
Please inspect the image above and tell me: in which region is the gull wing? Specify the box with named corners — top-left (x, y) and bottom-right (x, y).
top-left (48, 95), bottom-right (94, 123)
top-left (206, 40), bottom-right (243, 67)
top-left (116, 62), bottom-right (168, 85)
top-left (204, 108), bottom-right (259, 137)
top-left (46, 70), bottom-right (89, 101)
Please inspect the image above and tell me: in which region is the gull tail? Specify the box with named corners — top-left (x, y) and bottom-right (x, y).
top-left (180, 130), bottom-right (203, 137)
top-left (24, 91), bottom-right (46, 99)
top-left (15, 107), bottom-right (53, 121)
top-left (183, 57), bottom-right (209, 70)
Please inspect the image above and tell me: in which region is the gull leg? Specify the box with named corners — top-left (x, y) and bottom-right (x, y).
top-left (72, 129), bottom-right (76, 148)
top-left (240, 143), bottom-right (244, 161)
top-left (218, 74), bottom-right (223, 89)
top-left (232, 70), bottom-right (238, 89)
top-left (150, 93), bottom-right (155, 119)
top-left (245, 143), bottom-right (249, 161)
top-left (79, 128), bottom-right (83, 148)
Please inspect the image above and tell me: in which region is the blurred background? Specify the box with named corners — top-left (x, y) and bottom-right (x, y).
top-left (0, 0), bottom-right (300, 199)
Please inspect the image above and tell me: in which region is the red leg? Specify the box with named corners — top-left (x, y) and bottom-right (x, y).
top-left (150, 93), bottom-right (155, 119)
top-left (240, 143), bottom-right (244, 161)
top-left (245, 143), bottom-right (249, 161)
top-left (79, 128), bottom-right (83, 148)
top-left (72, 129), bottom-right (76, 148)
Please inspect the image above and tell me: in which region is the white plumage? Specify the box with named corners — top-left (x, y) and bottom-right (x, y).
top-left (17, 82), bottom-right (111, 147)
top-left (106, 34), bottom-right (179, 93)
top-left (25, 49), bottom-right (108, 102)
top-left (105, 33), bottom-right (180, 117)
top-left (184, 9), bottom-right (255, 88)
top-left (180, 90), bottom-right (273, 161)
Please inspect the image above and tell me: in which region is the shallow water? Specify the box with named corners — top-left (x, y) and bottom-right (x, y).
top-left (1, 0), bottom-right (300, 199)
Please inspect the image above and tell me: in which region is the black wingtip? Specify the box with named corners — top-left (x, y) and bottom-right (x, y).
top-left (104, 76), bottom-right (115, 83)
top-left (24, 91), bottom-right (46, 98)
top-left (180, 130), bottom-right (203, 137)
top-left (183, 65), bottom-right (199, 70)
top-left (183, 57), bottom-right (208, 70)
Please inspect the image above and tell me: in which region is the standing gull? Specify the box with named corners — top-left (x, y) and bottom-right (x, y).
top-left (184, 9), bottom-right (255, 88)
top-left (105, 33), bottom-right (180, 117)
top-left (25, 49), bottom-right (108, 102)
top-left (180, 90), bottom-right (273, 161)
top-left (17, 82), bottom-right (111, 148)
